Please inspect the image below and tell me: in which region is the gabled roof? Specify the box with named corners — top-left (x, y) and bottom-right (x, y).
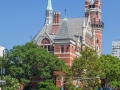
top-left (32, 17), bottom-right (88, 44)
top-left (32, 24), bottom-right (54, 44)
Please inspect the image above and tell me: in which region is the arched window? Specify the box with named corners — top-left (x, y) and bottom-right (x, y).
top-left (41, 38), bottom-right (54, 52)
top-left (41, 38), bottom-right (50, 44)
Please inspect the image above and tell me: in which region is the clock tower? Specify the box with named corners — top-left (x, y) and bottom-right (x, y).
top-left (45, 0), bottom-right (53, 25)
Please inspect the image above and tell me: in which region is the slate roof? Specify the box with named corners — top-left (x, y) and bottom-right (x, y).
top-left (55, 18), bottom-right (71, 40)
top-left (55, 18), bottom-right (88, 41)
top-left (32, 17), bottom-right (88, 44)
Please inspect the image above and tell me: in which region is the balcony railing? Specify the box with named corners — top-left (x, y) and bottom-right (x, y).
top-left (91, 22), bottom-right (104, 28)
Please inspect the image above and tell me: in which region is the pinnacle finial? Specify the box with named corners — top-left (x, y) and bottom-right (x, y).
top-left (63, 8), bottom-right (67, 21)
top-left (47, 0), bottom-right (52, 10)
top-left (65, 8), bottom-right (66, 16)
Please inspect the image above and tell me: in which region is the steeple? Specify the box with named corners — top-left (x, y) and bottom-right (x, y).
top-left (47, 0), bottom-right (52, 10)
top-left (45, 0), bottom-right (53, 25)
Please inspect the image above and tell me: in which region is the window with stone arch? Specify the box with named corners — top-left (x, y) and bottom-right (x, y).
top-left (41, 38), bottom-right (54, 52)
top-left (41, 38), bottom-right (50, 44)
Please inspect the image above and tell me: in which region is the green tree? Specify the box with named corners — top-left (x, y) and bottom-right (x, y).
top-left (100, 54), bottom-right (120, 88)
top-left (67, 47), bottom-right (104, 90)
top-left (5, 42), bottom-right (67, 90)
top-left (2, 75), bottom-right (20, 90)
top-left (38, 80), bottom-right (58, 90)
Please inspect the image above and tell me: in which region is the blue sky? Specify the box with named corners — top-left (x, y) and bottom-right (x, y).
top-left (0, 0), bottom-right (119, 54)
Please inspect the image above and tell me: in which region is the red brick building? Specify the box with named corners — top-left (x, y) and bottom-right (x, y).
top-left (32, 0), bottom-right (104, 89)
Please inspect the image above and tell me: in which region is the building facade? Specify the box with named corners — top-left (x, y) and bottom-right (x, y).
top-left (0, 46), bottom-right (5, 57)
top-left (32, 0), bottom-right (104, 89)
top-left (112, 39), bottom-right (120, 59)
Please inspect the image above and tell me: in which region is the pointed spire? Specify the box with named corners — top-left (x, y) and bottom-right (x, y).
top-left (63, 9), bottom-right (67, 21)
top-left (65, 8), bottom-right (66, 16)
top-left (45, 0), bottom-right (53, 24)
top-left (47, 0), bottom-right (52, 10)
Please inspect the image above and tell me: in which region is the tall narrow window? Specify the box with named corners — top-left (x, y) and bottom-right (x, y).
top-left (96, 12), bottom-right (98, 15)
top-left (99, 19), bottom-right (101, 23)
top-left (61, 45), bottom-right (64, 53)
top-left (44, 46), bottom-right (47, 50)
top-left (48, 46), bottom-right (50, 51)
top-left (51, 46), bottom-right (54, 51)
top-left (93, 18), bottom-right (96, 24)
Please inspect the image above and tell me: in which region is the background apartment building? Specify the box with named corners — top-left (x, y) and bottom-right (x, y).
top-left (0, 46), bottom-right (5, 57)
top-left (112, 39), bottom-right (120, 59)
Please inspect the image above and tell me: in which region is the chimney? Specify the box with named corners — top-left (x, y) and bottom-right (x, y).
top-left (57, 12), bottom-right (60, 24)
top-left (53, 12), bottom-right (56, 24)
top-left (55, 12), bottom-right (57, 24)
top-left (53, 12), bottom-right (60, 24)
top-left (51, 12), bottom-right (61, 34)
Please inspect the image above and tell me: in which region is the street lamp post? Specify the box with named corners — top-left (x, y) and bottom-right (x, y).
top-left (1, 49), bottom-right (8, 90)
top-left (60, 76), bottom-right (64, 90)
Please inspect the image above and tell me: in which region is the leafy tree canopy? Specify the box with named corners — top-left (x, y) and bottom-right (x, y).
top-left (67, 47), bottom-right (104, 89)
top-left (100, 54), bottom-right (120, 88)
top-left (3, 75), bottom-right (20, 90)
top-left (5, 42), bottom-right (67, 89)
top-left (38, 80), bottom-right (58, 90)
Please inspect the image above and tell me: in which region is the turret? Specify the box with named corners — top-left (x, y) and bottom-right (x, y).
top-left (85, 0), bottom-right (104, 54)
top-left (85, 0), bottom-right (104, 30)
top-left (45, 0), bottom-right (53, 25)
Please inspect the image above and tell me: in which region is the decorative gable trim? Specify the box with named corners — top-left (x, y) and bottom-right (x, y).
top-left (38, 32), bottom-right (53, 46)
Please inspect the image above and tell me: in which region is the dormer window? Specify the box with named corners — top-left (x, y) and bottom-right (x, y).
top-left (41, 38), bottom-right (54, 52)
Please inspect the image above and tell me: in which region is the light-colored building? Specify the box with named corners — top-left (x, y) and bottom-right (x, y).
top-left (0, 46), bottom-right (5, 57)
top-left (112, 39), bottom-right (120, 59)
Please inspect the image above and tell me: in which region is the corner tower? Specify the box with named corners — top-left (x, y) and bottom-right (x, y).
top-left (45, 0), bottom-right (53, 25)
top-left (85, 0), bottom-right (104, 54)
